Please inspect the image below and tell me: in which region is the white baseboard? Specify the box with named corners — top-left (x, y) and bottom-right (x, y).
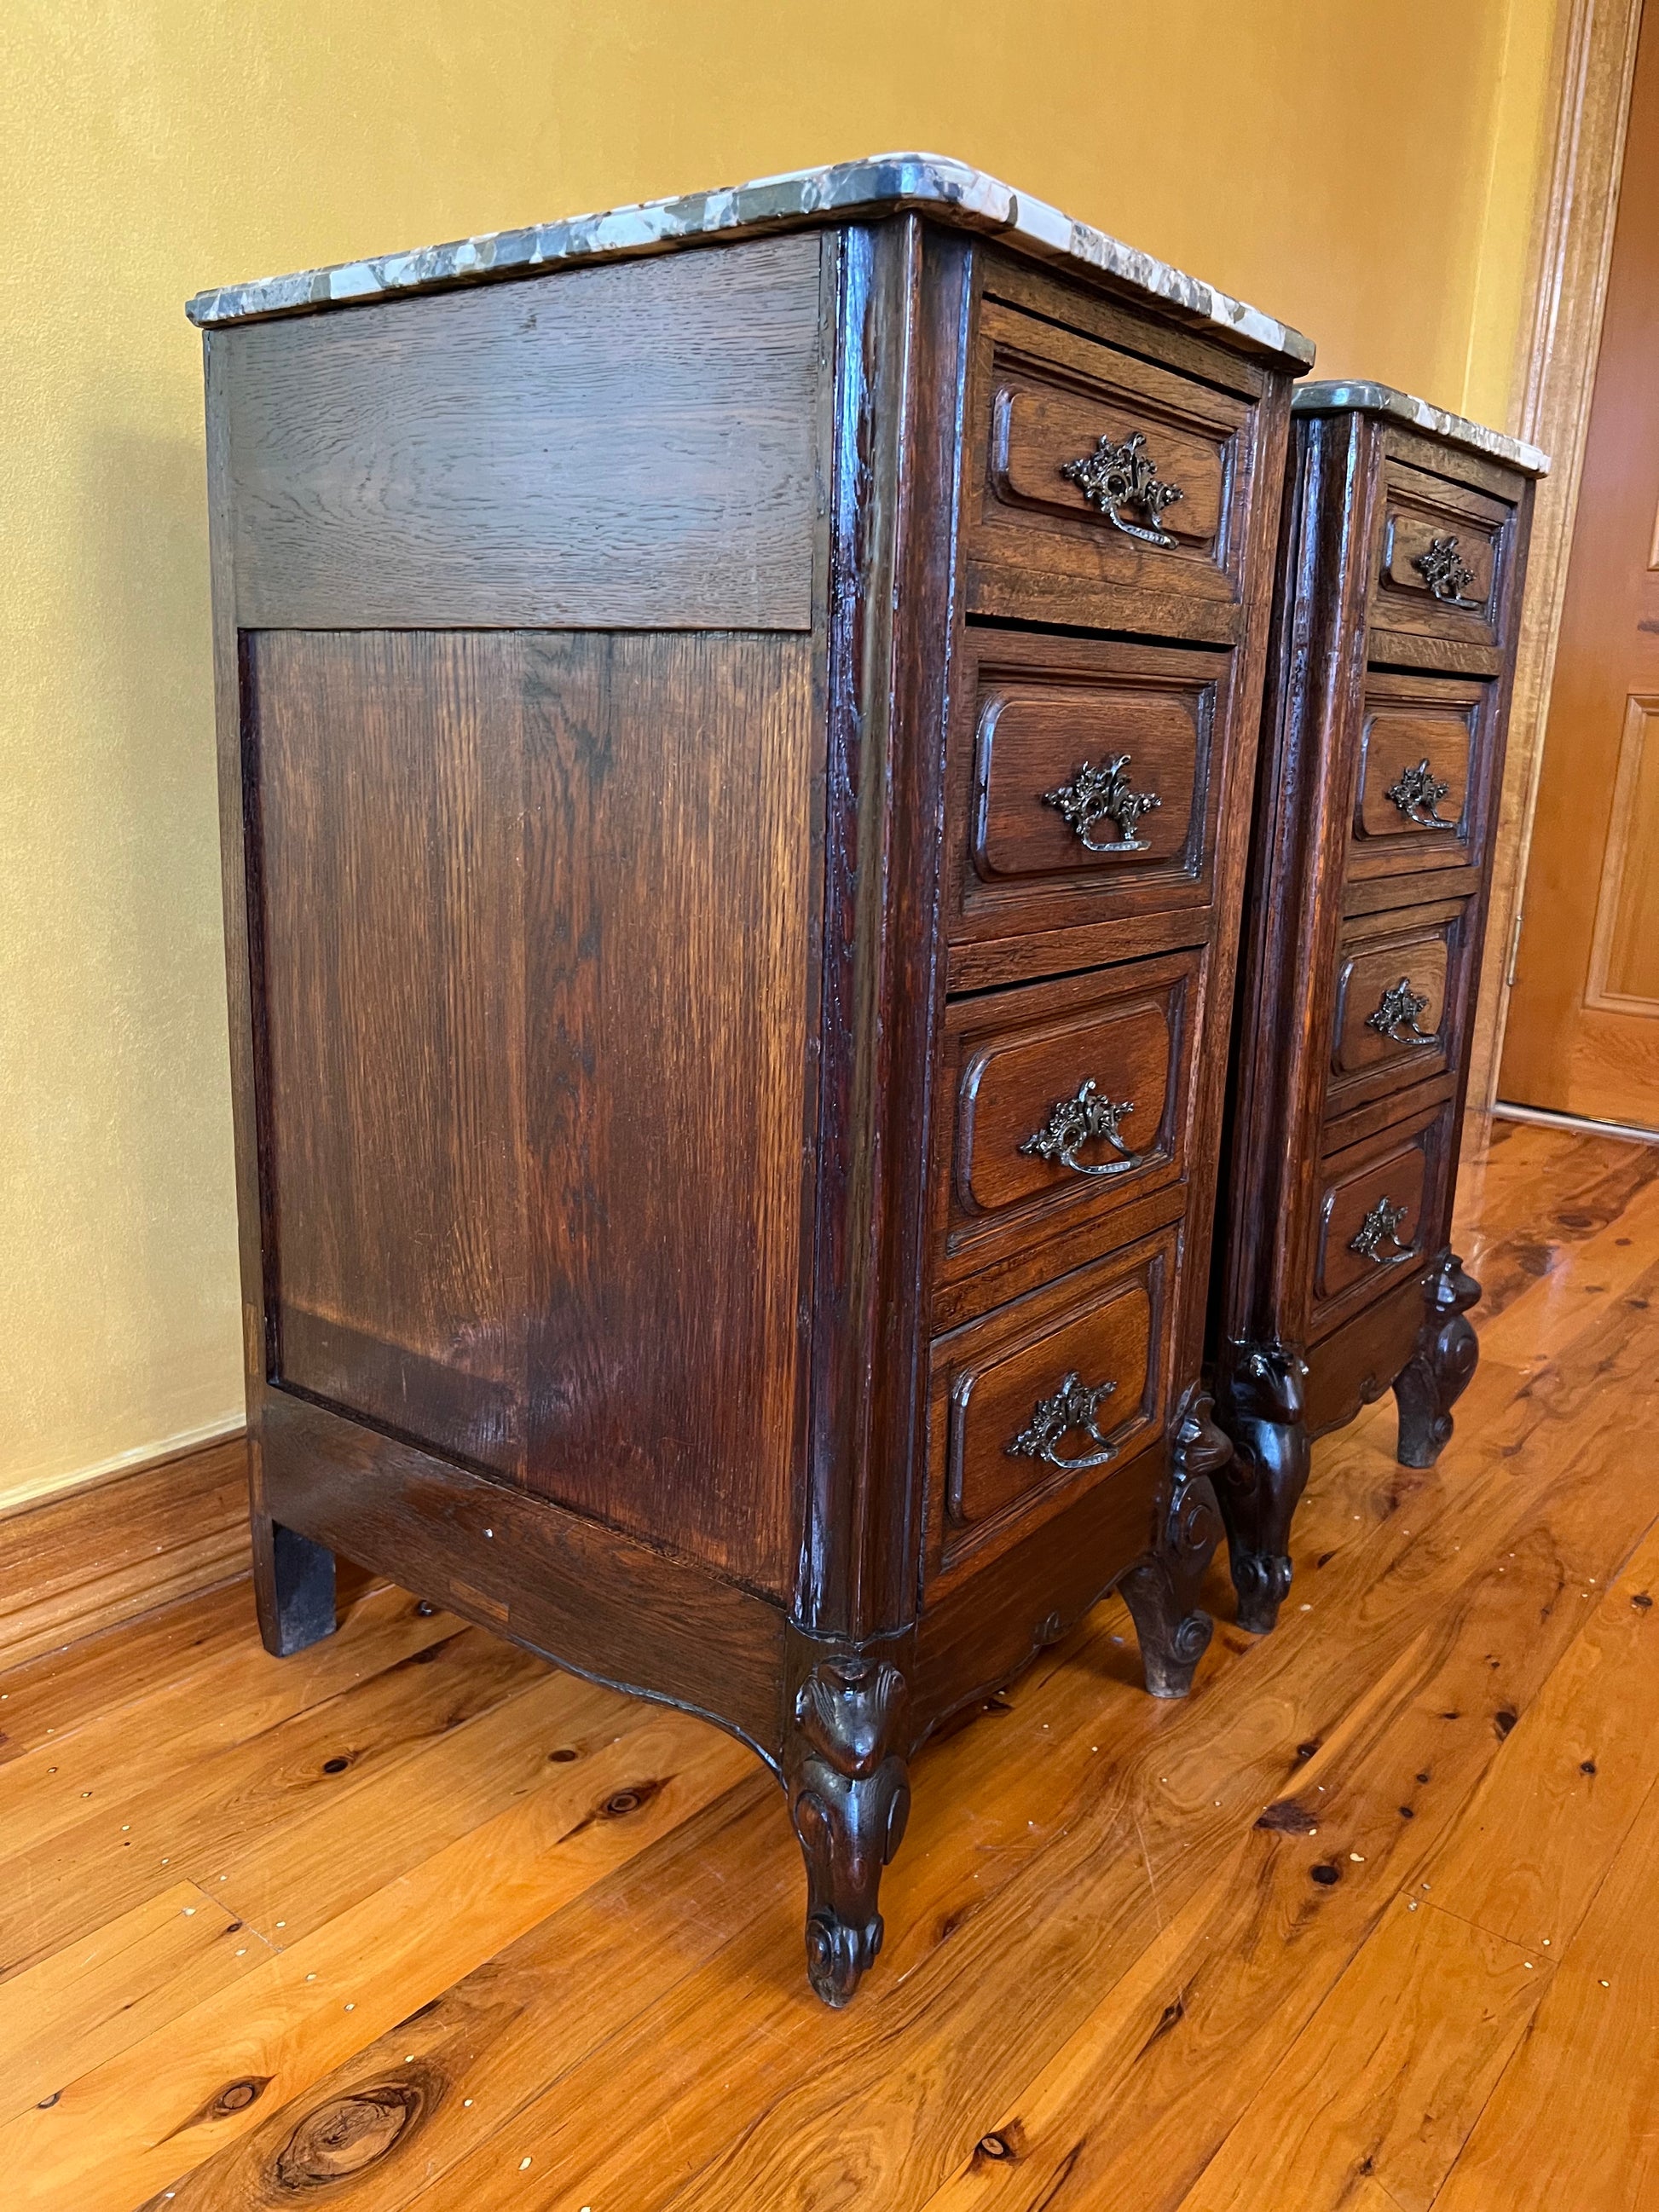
top-left (1492, 1099), bottom-right (1659, 1146)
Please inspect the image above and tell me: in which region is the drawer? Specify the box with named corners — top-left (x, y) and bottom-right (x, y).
top-left (1327, 899), bottom-right (1474, 1122)
top-left (945, 627), bottom-right (1230, 945)
top-left (1348, 671), bottom-right (1495, 888)
top-left (1369, 461), bottom-right (1511, 656)
top-left (926, 1228), bottom-right (1177, 1585)
top-left (934, 950), bottom-right (1202, 1302)
top-left (965, 299), bottom-right (1254, 644)
top-left (1311, 1103), bottom-right (1451, 1339)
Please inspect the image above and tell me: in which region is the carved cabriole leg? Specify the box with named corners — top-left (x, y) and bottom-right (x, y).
top-left (1214, 1342), bottom-right (1312, 1636)
top-left (1395, 1248), bottom-right (1482, 1470)
top-left (783, 1637), bottom-right (912, 2007)
top-left (1119, 1385), bottom-right (1228, 1699)
top-left (251, 1512), bottom-right (337, 1658)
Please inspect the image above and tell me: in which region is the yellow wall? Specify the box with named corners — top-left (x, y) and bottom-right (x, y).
top-left (2, 0), bottom-right (1560, 1506)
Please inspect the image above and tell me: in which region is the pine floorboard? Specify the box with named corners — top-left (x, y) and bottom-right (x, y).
top-left (5, 1121), bottom-right (1657, 2209)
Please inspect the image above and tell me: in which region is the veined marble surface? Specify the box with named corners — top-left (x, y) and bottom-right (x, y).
top-left (185, 150), bottom-right (1315, 365)
top-left (1292, 380), bottom-right (1550, 476)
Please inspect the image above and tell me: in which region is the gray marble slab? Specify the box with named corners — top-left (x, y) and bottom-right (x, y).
top-left (185, 150), bottom-right (1315, 366)
top-left (1292, 380), bottom-right (1549, 476)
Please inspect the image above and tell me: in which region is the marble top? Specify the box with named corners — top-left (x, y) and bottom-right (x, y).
top-left (1292, 380), bottom-right (1549, 476)
top-left (185, 151), bottom-right (1315, 367)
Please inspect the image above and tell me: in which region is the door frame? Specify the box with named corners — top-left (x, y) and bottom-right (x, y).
top-left (1468, 0), bottom-right (1647, 1131)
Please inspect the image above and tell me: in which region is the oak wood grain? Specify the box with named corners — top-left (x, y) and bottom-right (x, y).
top-left (224, 233), bottom-right (823, 631)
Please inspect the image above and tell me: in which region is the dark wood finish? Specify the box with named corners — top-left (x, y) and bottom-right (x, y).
top-left (966, 297), bottom-right (1256, 644)
top-left (927, 1229), bottom-right (1177, 1582)
top-left (933, 948), bottom-right (1201, 1301)
top-left (1312, 1102), bottom-right (1444, 1326)
top-left (202, 205), bottom-right (1301, 2005)
top-left (260, 1389), bottom-right (786, 1759)
top-left (1348, 670), bottom-right (1497, 887)
top-left (222, 234), bottom-right (823, 632)
top-left (1370, 463), bottom-right (1512, 653)
top-left (1395, 1246), bottom-right (1483, 1468)
top-left (251, 627), bottom-right (815, 1602)
top-left (945, 627), bottom-right (1231, 951)
top-left (1212, 397), bottom-right (1539, 1636)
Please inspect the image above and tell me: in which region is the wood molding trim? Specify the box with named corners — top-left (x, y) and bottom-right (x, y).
top-left (1467, 0), bottom-right (1647, 1135)
top-left (0, 1432), bottom-right (251, 1676)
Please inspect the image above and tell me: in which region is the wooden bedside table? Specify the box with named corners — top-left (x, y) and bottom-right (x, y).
top-left (188, 154), bottom-right (1309, 2002)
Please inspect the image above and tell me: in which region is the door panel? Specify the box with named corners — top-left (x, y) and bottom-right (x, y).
top-left (1500, 8), bottom-right (1659, 1132)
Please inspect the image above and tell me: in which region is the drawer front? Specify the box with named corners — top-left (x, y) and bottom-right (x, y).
top-left (1349, 672), bottom-right (1494, 887)
top-left (1327, 901), bottom-right (1473, 1121)
top-left (927, 1230), bottom-right (1176, 1585)
top-left (946, 628), bottom-right (1229, 944)
top-left (935, 950), bottom-right (1201, 1296)
top-left (966, 299), bottom-right (1253, 642)
top-left (1311, 1105), bottom-right (1450, 1338)
top-left (1370, 461), bottom-right (1511, 656)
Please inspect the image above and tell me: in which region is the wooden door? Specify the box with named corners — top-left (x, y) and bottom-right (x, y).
top-left (1500, 3), bottom-right (1659, 1132)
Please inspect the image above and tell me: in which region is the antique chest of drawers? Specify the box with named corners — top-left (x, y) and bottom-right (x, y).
top-left (1211, 383), bottom-right (1546, 1633)
top-left (188, 155), bottom-right (1310, 2003)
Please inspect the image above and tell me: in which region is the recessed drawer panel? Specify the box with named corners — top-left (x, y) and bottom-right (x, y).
top-left (934, 950), bottom-right (1202, 1298)
top-left (1311, 1104), bottom-right (1451, 1338)
top-left (1349, 672), bottom-right (1494, 887)
top-left (1326, 901), bottom-right (1475, 1123)
top-left (927, 1230), bottom-right (1176, 1585)
top-left (946, 628), bottom-right (1228, 944)
top-left (1370, 461), bottom-right (1512, 655)
top-left (966, 299), bottom-right (1253, 642)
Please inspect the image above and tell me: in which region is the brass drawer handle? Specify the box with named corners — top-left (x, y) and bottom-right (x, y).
top-left (1019, 1078), bottom-right (1147, 1179)
top-left (1365, 976), bottom-right (1438, 1049)
top-left (1349, 1195), bottom-right (1413, 1265)
top-left (1412, 534), bottom-right (1481, 608)
top-left (1061, 430), bottom-right (1184, 547)
top-left (1384, 759), bottom-right (1461, 831)
top-left (1007, 1370), bottom-right (1119, 1470)
top-left (1043, 754), bottom-right (1161, 852)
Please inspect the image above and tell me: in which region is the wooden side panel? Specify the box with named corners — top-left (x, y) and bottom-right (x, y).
top-left (224, 235), bottom-right (822, 631)
top-left (251, 628), bottom-right (816, 1601)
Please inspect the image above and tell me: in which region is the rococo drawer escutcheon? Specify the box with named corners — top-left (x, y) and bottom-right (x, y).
top-left (1348, 1193), bottom-right (1413, 1264)
top-left (1043, 754), bottom-right (1162, 852)
top-left (1386, 757), bottom-right (1462, 830)
top-left (1060, 429), bottom-right (1186, 546)
top-left (1007, 1370), bottom-right (1121, 1470)
top-left (1017, 1077), bottom-right (1147, 1178)
top-left (1411, 532), bottom-right (1480, 607)
top-left (1366, 976), bottom-right (1437, 1047)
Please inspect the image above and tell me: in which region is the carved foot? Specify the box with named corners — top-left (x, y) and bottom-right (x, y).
top-left (784, 1646), bottom-right (911, 2007)
top-left (1120, 1386), bottom-right (1228, 1697)
top-left (1215, 1343), bottom-right (1311, 1635)
top-left (1395, 1249), bottom-right (1481, 1470)
top-left (252, 1516), bottom-right (337, 1658)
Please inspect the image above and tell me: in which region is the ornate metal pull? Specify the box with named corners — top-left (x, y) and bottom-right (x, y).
top-left (1061, 431), bottom-right (1184, 546)
top-left (1018, 1078), bottom-right (1147, 1179)
top-left (1365, 976), bottom-right (1438, 1049)
top-left (1349, 1195), bottom-right (1413, 1266)
top-left (1043, 754), bottom-right (1161, 852)
top-left (1007, 1370), bottom-right (1119, 1470)
top-left (1384, 758), bottom-right (1461, 831)
top-left (1411, 534), bottom-right (1481, 608)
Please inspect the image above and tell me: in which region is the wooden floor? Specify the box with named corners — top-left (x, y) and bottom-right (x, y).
top-left (6, 1120), bottom-right (1659, 2211)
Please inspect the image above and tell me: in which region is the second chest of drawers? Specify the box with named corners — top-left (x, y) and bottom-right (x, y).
top-left (1210, 383), bottom-right (1546, 1632)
